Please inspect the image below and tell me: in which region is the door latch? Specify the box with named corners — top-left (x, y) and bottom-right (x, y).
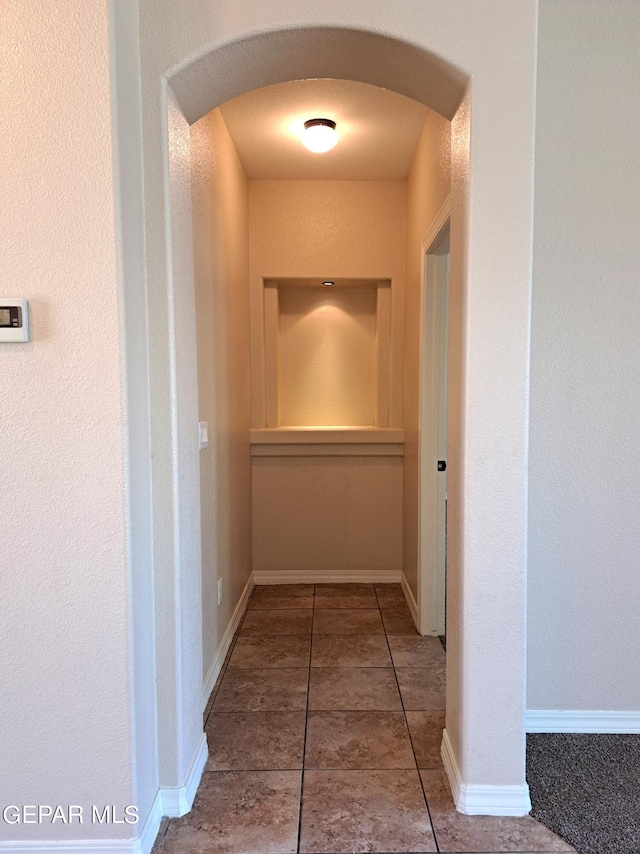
top-left (437, 460), bottom-right (447, 472)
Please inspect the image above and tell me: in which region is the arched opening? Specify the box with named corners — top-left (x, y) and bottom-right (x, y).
top-left (127, 15), bottom-right (536, 826)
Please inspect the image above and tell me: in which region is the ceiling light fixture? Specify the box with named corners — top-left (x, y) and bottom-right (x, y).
top-left (302, 118), bottom-right (338, 153)
top-left (322, 281), bottom-right (335, 287)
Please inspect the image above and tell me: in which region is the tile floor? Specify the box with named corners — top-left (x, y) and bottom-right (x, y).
top-left (152, 583), bottom-right (575, 854)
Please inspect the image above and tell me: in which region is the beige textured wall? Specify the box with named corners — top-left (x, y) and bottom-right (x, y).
top-left (278, 285), bottom-right (378, 427)
top-left (250, 180), bottom-right (405, 577)
top-left (252, 455), bottom-right (403, 575)
top-left (403, 113), bottom-right (451, 600)
top-left (0, 0), bottom-right (135, 839)
top-left (191, 110), bottom-right (252, 692)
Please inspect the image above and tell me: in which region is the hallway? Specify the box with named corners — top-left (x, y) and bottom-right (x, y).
top-left (153, 584), bottom-right (573, 853)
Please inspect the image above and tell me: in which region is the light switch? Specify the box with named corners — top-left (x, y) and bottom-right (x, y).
top-left (198, 421), bottom-right (209, 449)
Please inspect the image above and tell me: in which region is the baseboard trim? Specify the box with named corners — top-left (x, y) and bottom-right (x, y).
top-left (253, 569), bottom-right (401, 585)
top-left (0, 842), bottom-right (144, 853)
top-left (400, 572), bottom-right (419, 627)
top-left (135, 792), bottom-right (163, 854)
top-left (202, 574), bottom-right (255, 712)
top-left (160, 733), bottom-right (208, 818)
top-left (0, 792), bottom-right (163, 854)
top-left (0, 840), bottom-right (145, 853)
top-left (441, 729), bottom-right (532, 816)
top-left (526, 709), bottom-right (640, 733)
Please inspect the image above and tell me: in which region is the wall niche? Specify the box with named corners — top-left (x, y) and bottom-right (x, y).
top-left (260, 278), bottom-right (394, 429)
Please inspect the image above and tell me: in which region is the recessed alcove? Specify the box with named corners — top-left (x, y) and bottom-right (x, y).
top-left (261, 277), bottom-right (394, 430)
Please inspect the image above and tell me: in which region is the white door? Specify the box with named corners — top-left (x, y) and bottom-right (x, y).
top-left (418, 208), bottom-right (450, 636)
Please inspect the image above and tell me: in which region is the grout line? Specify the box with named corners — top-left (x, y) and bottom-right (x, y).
top-left (201, 767), bottom-right (304, 773)
top-left (292, 765), bottom-right (430, 771)
top-left (295, 586), bottom-right (315, 853)
top-left (150, 816), bottom-right (170, 854)
top-left (203, 612), bottom-right (245, 728)
top-left (375, 584), bottom-right (441, 854)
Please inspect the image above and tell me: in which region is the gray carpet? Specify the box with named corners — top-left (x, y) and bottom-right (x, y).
top-left (527, 733), bottom-right (640, 854)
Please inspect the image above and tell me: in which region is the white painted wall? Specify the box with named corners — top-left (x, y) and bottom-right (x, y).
top-left (154, 90), bottom-right (205, 793)
top-left (0, 0), bottom-right (138, 841)
top-left (190, 109), bottom-right (252, 696)
top-left (403, 112), bottom-right (451, 602)
top-left (528, 0), bottom-right (640, 714)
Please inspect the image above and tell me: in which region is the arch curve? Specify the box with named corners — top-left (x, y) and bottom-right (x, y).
top-left (146, 4), bottom-right (537, 819)
top-left (168, 26), bottom-right (468, 124)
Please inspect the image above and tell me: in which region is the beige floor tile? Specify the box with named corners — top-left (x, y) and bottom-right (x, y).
top-left (229, 635), bottom-right (311, 669)
top-left (300, 769), bottom-right (436, 853)
top-left (406, 711), bottom-right (446, 768)
top-left (240, 609), bottom-right (313, 636)
top-left (379, 600), bottom-right (414, 617)
top-left (205, 711), bottom-right (306, 770)
top-left (374, 583), bottom-right (406, 602)
top-left (305, 710), bottom-right (416, 769)
top-left (421, 770), bottom-right (576, 852)
top-left (381, 606), bottom-right (419, 635)
top-left (311, 635), bottom-right (392, 668)
top-left (314, 592), bottom-right (378, 609)
top-left (315, 583), bottom-right (375, 595)
top-left (249, 589), bottom-right (314, 609)
top-left (396, 666), bottom-right (446, 710)
top-left (308, 667), bottom-right (402, 711)
top-left (162, 770), bottom-right (301, 854)
top-left (388, 635), bottom-right (446, 668)
top-left (212, 668), bottom-right (308, 711)
top-left (255, 584), bottom-right (315, 596)
top-left (313, 608), bottom-right (384, 635)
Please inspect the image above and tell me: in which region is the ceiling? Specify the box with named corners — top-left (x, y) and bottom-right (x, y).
top-left (219, 78), bottom-right (429, 180)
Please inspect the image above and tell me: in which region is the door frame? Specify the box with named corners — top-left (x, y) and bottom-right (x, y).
top-left (121, 8), bottom-right (537, 815)
top-left (418, 196), bottom-right (451, 636)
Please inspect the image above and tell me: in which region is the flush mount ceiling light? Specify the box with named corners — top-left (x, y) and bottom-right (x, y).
top-left (302, 118), bottom-right (338, 153)
top-left (322, 280), bottom-right (335, 287)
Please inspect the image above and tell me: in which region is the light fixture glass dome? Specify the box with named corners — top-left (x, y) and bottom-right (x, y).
top-left (302, 118), bottom-right (338, 153)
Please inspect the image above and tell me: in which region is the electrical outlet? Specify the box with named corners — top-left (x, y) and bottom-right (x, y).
top-left (217, 578), bottom-right (223, 606)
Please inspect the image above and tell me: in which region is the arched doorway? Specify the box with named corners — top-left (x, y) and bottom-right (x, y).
top-left (115, 5), bottom-right (537, 820)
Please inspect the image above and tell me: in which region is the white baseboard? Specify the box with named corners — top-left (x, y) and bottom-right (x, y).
top-left (0, 844), bottom-right (144, 853)
top-left (159, 733), bottom-right (208, 818)
top-left (0, 841), bottom-right (145, 853)
top-left (253, 569), bottom-right (401, 584)
top-left (526, 709), bottom-right (640, 733)
top-left (441, 728), bottom-right (532, 817)
top-left (202, 574), bottom-right (255, 711)
top-left (400, 572), bottom-right (419, 627)
top-left (135, 792), bottom-right (163, 854)
top-left (0, 791), bottom-right (163, 854)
